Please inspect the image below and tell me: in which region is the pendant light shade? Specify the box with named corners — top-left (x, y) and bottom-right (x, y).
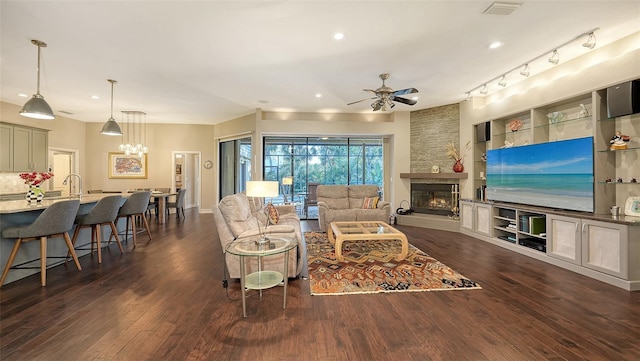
top-left (20, 40), bottom-right (55, 119)
top-left (100, 79), bottom-right (122, 136)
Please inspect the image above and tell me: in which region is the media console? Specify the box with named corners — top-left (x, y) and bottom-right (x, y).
top-left (460, 199), bottom-right (640, 291)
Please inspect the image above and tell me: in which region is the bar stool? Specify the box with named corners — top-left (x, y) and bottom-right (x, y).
top-left (69, 195), bottom-right (124, 264)
top-left (111, 191), bottom-right (152, 247)
top-left (1, 199), bottom-right (82, 287)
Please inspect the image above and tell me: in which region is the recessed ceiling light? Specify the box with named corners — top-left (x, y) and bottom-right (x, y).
top-left (315, 93), bottom-right (322, 98)
top-left (258, 100), bottom-right (269, 104)
top-left (489, 41), bottom-right (502, 49)
top-left (333, 33), bottom-right (344, 40)
top-left (91, 95), bottom-right (100, 99)
top-left (18, 93), bottom-right (28, 97)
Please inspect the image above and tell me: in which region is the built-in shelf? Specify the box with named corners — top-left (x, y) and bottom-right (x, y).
top-left (400, 173), bottom-right (468, 179)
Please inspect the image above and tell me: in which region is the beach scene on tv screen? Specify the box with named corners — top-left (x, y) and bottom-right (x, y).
top-left (486, 137), bottom-right (594, 212)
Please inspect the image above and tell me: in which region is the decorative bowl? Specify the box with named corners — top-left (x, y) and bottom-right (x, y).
top-left (547, 112), bottom-right (566, 124)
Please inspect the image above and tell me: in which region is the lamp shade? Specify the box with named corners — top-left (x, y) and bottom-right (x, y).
top-left (282, 176), bottom-right (293, 185)
top-left (246, 181), bottom-right (279, 198)
top-left (20, 94), bottom-right (55, 119)
top-left (100, 117), bottom-right (122, 136)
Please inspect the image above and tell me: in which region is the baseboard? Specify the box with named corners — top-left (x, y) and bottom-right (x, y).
top-left (396, 213), bottom-right (459, 232)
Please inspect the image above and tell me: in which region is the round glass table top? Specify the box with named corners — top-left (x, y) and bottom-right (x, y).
top-left (225, 236), bottom-right (296, 257)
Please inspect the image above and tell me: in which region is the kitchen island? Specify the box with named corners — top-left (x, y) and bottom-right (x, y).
top-left (0, 193), bottom-right (132, 285)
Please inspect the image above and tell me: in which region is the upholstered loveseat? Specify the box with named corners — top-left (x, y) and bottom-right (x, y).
top-left (317, 184), bottom-right (390, 232)
top-left (212, 193), bottom-right (305, 279)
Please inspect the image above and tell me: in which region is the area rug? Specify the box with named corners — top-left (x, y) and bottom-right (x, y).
top-left (305, 232), bottom-right (481, 295)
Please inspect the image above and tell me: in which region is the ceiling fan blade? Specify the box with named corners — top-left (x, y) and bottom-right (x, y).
top-left (363, 89), bottom-right (378, 94)
top-left (347, 97), bottom-right (376, 106)
top-left (392, 88), bottom-right (418, 96)
top-left (391, 96), bottom-right (417, 105)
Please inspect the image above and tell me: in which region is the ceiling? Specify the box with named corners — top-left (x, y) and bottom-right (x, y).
top-left (1, 1), bottom-right (639, 125)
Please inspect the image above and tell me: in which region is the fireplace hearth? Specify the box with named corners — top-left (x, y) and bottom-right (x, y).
top-left (411, 183), bottom-right (459, 216)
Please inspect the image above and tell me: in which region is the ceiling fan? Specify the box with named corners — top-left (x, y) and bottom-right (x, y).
top-left (347, 73), bottom-right (419, 111)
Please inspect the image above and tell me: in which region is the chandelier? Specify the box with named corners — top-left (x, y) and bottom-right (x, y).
top-left (118, 111), bottom-right (148, 156)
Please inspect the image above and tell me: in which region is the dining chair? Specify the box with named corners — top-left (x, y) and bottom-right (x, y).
top-left (166, 188), bottom-right (187, 220)
top-left (1, 199), bottom-right (82, 287)
top-left (69, 195), bottom-right (124, 263)
top-left (111, 191), bottom-right (152, 247)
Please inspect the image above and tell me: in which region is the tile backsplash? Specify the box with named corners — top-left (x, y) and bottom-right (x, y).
top-left (0, 173), bottom-right (30, 194)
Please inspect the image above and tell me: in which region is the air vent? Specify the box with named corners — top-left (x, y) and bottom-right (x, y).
top-left (482, 2), bottom-right (522, 15)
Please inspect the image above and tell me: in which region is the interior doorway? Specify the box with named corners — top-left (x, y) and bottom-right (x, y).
top-left (48, 148), bottom-right (78, 196)
top-left (172, 151), bottom-right (201, 210)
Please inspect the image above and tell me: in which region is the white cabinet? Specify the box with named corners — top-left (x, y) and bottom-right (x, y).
top-left (548, 214), bottom-right (631, 279)
top-left (547, 214), bottom-right (582, 265)
top-left (582, 219), bottom-right (628, 279)
top-left (460, 200), bottom-right (492, 237)
top-left (0, 123), bottom-right (48, 172)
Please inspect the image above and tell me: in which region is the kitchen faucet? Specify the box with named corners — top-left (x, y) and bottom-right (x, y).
top-left (63, 173), bottom-right (83, 198)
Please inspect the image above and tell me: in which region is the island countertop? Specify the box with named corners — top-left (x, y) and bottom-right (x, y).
top-left (0, 193), bottom-right (129, 214)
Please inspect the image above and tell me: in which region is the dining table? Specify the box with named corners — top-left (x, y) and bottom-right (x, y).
top-left (150, 191), bottom-right (177, 224)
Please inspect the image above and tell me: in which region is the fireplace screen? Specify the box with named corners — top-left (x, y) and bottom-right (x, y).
top-left (411, 183), bottom-right (458, 216)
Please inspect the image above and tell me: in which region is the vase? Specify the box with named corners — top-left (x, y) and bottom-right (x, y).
top-left (26, 186), bottom-right (45, 203)
top-left (453, 159), bottom-right (464, 173)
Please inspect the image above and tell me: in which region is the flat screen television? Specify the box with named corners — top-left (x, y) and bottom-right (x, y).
top-left (486, 136), bottom-right (594, 212)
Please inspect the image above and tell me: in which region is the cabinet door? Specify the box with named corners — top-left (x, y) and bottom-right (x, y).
top-left (582, 220), bottom-right (628, 279)
top-left (547, 214), bottom-right (581, 264)
top-left (31, 129), bottom-right (48, 171)
top-left (460, 201), bottom-right (474, 231)
top-left (475, 203), bottom-right (492, 236)
top-left (12, 127), bottom-right (31, 171)
top-left (0, 124), bottom-right (12, 171)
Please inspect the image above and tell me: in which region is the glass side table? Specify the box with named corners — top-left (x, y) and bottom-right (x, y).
top-left (225, 236), bottom-right (297, 317)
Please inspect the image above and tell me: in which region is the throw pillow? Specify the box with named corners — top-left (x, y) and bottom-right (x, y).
top-left (362, 196), bottom-right (380, 209)
top-left (266, 203), bottom-right (280, 224)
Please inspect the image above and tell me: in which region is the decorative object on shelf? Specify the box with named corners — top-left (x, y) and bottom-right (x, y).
top-left (617, 177), bottom-right (623, 183)
top-left (20, 172), bottom-right (53, 203)
top-left (501, 140), bottom-right (514, 148)
top-left (480, 152), bottom-right (487, 162)
top-left (509, 119), bottom-right (523, 131)
top-left (632, 178), bottom-right (637, 183)
top-left (431, 165), bottom-right (440, 173)
top-left (610, 131), bottom-right (630, 150)
top-left (578, 103), bottom-right (590, 118)
top-left (624, 197), bottom-right (640, 217)
top-left (605, 177), bottom-right (612, 183)
top-left (446, 141), bottom-right (470, 173)
top-left (547, 111), bottom-right (566, 124)
top-left (610, 205), bottom-right (621, 217)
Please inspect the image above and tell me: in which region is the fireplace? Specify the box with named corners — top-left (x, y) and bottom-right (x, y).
top-left (411, 183), bottom-right (458, 216)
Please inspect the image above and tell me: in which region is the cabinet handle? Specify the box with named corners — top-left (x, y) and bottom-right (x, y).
top-left (575, 222), bottom-right (579, 232)
top-left (581, 222), bottom-right (586, 233)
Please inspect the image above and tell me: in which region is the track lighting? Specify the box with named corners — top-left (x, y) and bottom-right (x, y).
top-left (582, 32), bottom-right (596, 49)
top-left (548, 50), bottom-right (560, 64)
top-left (498, 75), bottom-right (507, 87)
top-left (465, 28), bottom-right (598, 98)
top-left (20, 40), bottom-right (55, 119)
top-left (465, 92), bottom-right (471, 101)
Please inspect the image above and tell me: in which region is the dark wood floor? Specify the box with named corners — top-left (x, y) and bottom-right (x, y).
top-left (1, 210), bottom-right (639, 361)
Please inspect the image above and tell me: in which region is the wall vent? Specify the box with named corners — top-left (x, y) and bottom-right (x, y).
top-left (482, 2), bottom-right (522, 15)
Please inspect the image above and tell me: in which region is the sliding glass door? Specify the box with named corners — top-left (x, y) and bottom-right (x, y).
top-left (263, 136), bottom-right (384, 219)
top-left (219, 137), bottom-right (251, 199)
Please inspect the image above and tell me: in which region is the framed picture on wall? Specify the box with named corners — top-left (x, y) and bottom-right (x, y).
top-left (108, 152), bottom-right (148, 179)
top-left (176, 164), bottom-right (182, 174)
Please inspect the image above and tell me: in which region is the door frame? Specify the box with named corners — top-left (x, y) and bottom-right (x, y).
top-left (48, 147), bottom-right (79, 194)
top-left (171, 151), bottom-right (202, 210)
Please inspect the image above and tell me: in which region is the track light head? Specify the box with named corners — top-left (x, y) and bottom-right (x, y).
top-left (480, 84), bottom-right (488, 95)
top-left (465, 92), bottom-right (471, 101)
top-left (498, 75), bottom-right (507, 87)
top-left (548, 50), bottom-right (560, 64)
top-left (582, 33), bottom-right (596, 49)
top-left (519, 64), bottom-right (530, 77)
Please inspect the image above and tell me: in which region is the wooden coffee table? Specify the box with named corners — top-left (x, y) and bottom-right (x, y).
top-left (327, 221), bottom-right (409, 262)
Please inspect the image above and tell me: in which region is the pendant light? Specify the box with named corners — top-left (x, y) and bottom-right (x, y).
top-left (19, 40), bottom-right (55, 119)
top-left (100, 79), bottom-right (123, 136)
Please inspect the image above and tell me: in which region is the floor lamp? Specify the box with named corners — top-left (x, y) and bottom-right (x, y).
top-left (281, 176), bottom-right (293, 203)
top-left (246, 181), bottom-right (279, 245)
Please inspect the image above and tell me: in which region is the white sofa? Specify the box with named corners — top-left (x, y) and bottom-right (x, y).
top-left (317, 184), bottom-right (390, 232)
top-left (212, 193), bottom-right (305, 279)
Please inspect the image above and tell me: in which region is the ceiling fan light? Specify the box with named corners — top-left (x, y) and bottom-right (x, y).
top-left (20, 93), bottom-right (55, 119)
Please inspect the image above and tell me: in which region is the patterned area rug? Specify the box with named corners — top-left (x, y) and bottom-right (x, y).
top-left (306, 232), bottom-right (481, 295)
